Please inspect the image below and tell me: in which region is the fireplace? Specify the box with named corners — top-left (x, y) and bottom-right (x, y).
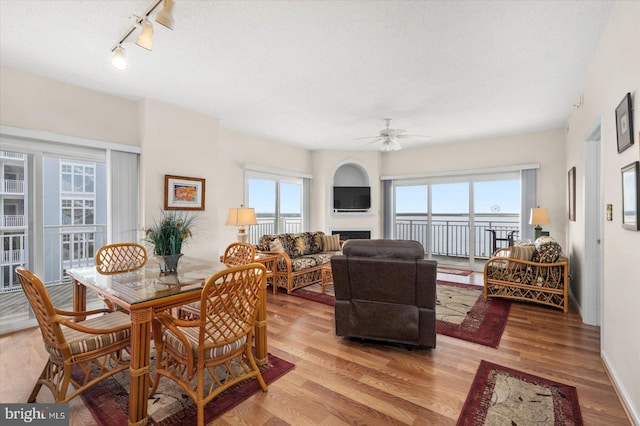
top-left (331, 230), bottom-right (371, 240)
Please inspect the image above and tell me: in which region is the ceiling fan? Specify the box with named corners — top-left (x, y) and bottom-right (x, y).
top-left (357, 118), bottom-right (429, 152)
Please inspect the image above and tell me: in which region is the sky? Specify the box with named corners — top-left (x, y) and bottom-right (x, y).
top-left (248, 178), bottom-right (520, 215)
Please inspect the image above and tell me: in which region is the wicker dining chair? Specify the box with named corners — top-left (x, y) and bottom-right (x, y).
top-left (15, 267), bottom-right (131, 403)
top-left (222, 242), bottom-right (256, 266)
top-left (151, 263), bottom-right (268, 426)
top-left (178, 242), bottom-right (256, 320)
top-left (95, 242), bottom-right (147, 311)
top-left (95, 242), bottom-right (148, 274)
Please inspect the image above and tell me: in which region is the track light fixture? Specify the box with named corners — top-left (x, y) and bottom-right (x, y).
top-left (136, 18), bottom-right (154, 51)
top-left (155, 0), bottom-right (175, 30)
top-left (111, 45), bottom-right (127, 70)
top-left (110, 0), bottom-right (175, 70)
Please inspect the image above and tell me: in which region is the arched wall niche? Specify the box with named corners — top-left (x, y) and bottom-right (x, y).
top-left (331, 160), bottom-right (371, 213)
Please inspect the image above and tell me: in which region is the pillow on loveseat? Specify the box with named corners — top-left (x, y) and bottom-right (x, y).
top-left (533, 236), bottom-right (562, 263)
top-left (510, 241), bottom-right (536, 261)
top-left (322, 234), bottom-right (341, 251)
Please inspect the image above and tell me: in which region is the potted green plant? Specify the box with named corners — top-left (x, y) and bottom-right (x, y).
top-left (144, 211), bottom-right (196, 272)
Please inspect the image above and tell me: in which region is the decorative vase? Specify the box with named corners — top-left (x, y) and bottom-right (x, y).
top-left (156, 253), bottom-right (183, 273)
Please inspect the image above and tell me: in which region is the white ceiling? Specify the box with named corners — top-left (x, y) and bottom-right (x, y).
top-left (0, 1), bottom-right (613, 151)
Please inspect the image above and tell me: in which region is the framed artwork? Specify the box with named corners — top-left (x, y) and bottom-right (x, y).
top-left (621, 161), bottom-right (639, 231)
top-left (615, 93), bottom-right (634, 153)
top-left (568, 167), bottom-right (576, 221)
top-left (164, 175), bottom-right (206, 211)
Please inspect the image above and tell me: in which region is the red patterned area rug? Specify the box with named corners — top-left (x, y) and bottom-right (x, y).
top-left (436, 280), bottom-right (511, 348)
top-left (292, 280), bottom-right (511, 347)
top-left (77, 353), bottom-right (294, 426)
top-left (457, 360), bottom-right (583, 426)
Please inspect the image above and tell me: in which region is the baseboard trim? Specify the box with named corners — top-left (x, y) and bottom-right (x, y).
top-left (601, 351), bottom-right (639, 426)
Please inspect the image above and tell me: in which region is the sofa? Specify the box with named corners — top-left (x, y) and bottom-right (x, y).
top-left (256, 231), bottom-right (342, 294)
top-left (331, 239), bottom-right (437, 348)
top-left (483, 236), bottom-right (569, 312)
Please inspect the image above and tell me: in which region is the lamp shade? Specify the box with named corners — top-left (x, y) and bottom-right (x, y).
top-left (136, 18), bottom-right (154, 50)
top-left (155, 0), bottom-right (175, 30)
top-left (225, 208), bottom-right (257, 227)
top-left (529, 208), bottom-right (551, 225)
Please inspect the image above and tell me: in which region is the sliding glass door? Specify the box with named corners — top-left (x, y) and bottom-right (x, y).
top-left (1, 150), bottom-right (107, 333)
top-left (393, 173), bottom-right (520, 271)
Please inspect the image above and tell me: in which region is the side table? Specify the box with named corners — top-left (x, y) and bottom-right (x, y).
top-left (321, 264), bottom-right (333, 294)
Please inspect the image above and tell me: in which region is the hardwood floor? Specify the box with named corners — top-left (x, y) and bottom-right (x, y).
top-left (0, 272), bottom-right (631, 425)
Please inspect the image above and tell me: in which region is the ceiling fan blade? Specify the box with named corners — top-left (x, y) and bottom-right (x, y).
top-left (359, 138), bottom-right (384, 148)
top-left (355, 135), bottom-right (384, 140)
top-left (396, 134), bottom-right (430, 139)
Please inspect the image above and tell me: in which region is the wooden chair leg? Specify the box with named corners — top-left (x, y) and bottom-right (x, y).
top-left (27, 361), bottom-right (50, 402)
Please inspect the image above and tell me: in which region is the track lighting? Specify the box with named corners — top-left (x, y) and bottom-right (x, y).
top-left (136, 18), bottom-right (153, 51)
top-left (110, 0), bottom-right (175, 69)
top-left (155, 0), bottom-right (175, 30)
top-left (111, 46), bottom-right (127, 70)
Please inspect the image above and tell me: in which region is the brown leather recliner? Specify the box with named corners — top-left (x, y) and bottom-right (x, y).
top-left (331, 239), bottom-right (436, 348)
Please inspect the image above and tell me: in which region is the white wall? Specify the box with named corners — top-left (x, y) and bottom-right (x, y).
top-left (381, 130), bottom-right (567, 249)
top-left (138, 99), bottom-right (220, 261)
top-left (218, 126), bottom-right (312, 252)
top-left (0, 65), bottom-right (139, 146)
top-left (565, 2), bottom-right (640, 423)
top-left (310, 150), bottom-right (382, 237)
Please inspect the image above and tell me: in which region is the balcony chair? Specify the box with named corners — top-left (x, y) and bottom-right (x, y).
top-left (178, 242), bottom-right (256, 320)
top-left (95, 242), bottom-right (148, 311)
top-left (15, 267), bottom-right (131, 403)
top-left (331, 239), bottom-right (437, 348)
top-left (151, 263), bottom-right (268, 426)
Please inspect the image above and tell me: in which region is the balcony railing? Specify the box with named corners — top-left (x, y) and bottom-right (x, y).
top-left (2, 215), bottom-right (25, 228)
top-left (0, 151), bottom-right (26, 160)
top-left (248, 215), bottom-right (302, 244)
top-left (395, 213), bottom-right (519, 259)
top-left (3, 179), bottom-right (24, 194)
top-left (0, 224), bottom-right (106, 292)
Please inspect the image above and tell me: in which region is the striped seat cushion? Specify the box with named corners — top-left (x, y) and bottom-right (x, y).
top-left (163, 324), bottom-right (247, 360)
top-left (47, 311), bottom-right (131, 357)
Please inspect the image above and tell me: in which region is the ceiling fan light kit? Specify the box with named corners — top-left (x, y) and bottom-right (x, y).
top-left (110, 0), bottom-right (175, 70)
top-left (358, 118), bottom-right (429, 151)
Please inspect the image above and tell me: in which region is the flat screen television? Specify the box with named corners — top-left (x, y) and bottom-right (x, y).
top-left (333, 186), bottom-right (371, 211)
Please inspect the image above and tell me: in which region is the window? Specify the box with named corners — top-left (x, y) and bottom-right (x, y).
top-left (61, 198), bottom-right (95, 225)
top-left (245, 172), bottom-right (305, 243)
top-left (61, 162), bottom-right (94, 193)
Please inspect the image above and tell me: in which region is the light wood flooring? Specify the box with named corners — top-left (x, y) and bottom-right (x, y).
top-left (0, 272), bottom-right (631, 425)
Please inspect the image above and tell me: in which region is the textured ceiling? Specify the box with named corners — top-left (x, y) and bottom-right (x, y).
top-left (0, 1), bottom-right (613, 151)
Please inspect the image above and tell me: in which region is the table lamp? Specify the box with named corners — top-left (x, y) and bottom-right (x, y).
top-left (225, 206), bottom-right (257, 242)
top-left (529, 207), bottom-right (551, 240)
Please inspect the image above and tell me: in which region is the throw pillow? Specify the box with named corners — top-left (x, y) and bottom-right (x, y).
top-left (269, 238), bottom-right (284, 252)
top-left (536, 242), bottom-right (562, 263)
top-left (322, 234), bottom-right (341, 252)
top-left (509, 244), bottom-right (535, 261)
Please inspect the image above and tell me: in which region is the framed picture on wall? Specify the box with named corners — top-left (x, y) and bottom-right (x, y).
top-left (568, 167), bottom-right (576, 221)
top-left (621, 161), bottom-right (639, 231)
top-left (616, 92), bottom-right (634, 153)
top-left (164, 175), bottom-right (206, 211)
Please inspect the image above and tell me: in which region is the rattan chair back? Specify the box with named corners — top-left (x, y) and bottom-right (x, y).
top-left (222, 242), bottom-right (256, 266)
top-left (96, 242), bottom-right (147, 274)
top-left (151, 263), bottom-right (268, 426)
top-left (15, 267), bottom-right (131, 403)
top-left (16, 267), bottom-right (65, 355)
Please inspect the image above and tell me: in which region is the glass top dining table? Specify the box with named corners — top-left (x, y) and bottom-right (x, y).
top-left (66, 256), bottom-right (269, 426)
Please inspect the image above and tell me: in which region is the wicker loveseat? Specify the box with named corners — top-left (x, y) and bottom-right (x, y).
top-left (256, 231), bottom-right (342, 294)
top-left (484, 237), bottom-right (569, 312)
